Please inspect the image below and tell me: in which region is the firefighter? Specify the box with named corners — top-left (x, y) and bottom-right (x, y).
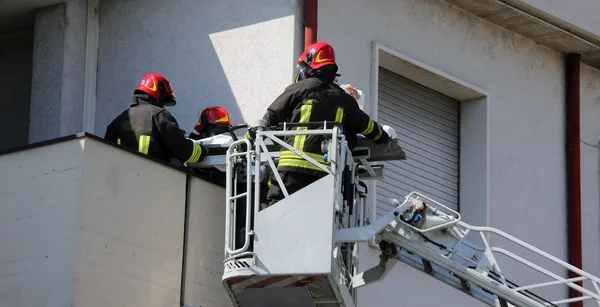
top-left (186, 106), bottom-right (234, 185)
top-left (104, 72), bottom-right (207, 165)
top-left (251, 41), bottom-right (396, 207)
top-left (188, 106), bottom-right (233, 141)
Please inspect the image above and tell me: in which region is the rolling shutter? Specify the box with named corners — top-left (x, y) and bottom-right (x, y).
top-left (376, 67), bottom-right (460, 217)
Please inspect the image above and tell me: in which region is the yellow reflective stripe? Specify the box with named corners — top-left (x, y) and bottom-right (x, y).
top-left (373, 124), bottom-right (384, 141)
top-left (117, 138), bottom-right (121, 145)
top-left (335, 107), bottom-right (344, 123)
top-left (138, 135), bottom-right (150, 154)
top-left (244, 131), bottom-right (253, 140)
top-left (361, 119), bottom-right (374, 135)
top-left (280, 150), bottom-right (326, 163)
top-left (293, 101), bottom-right (313, 151)
top-left (278, 159), bottom-right (328, 172)
top-left (185, 143), bottom-right (203, 164)
top-left (267, 179), bottom-right (272, 188)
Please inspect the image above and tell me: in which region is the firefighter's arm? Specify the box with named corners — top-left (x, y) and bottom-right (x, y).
top-left (346, 100), bottom-right (390, 145)
top-left (154, 110), bottom-right (207, 164)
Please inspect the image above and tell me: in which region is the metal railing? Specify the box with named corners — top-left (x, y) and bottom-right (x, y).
top-left (223, 122), bottom-right (352, 262)
top-left (386, 191), bottom-right (600, 307)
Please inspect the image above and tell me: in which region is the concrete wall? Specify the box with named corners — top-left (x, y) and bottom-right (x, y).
top-left (0, 139), bottom-right (84, 307)
top-left (579, 63), bottom-right (600, 299)
top-left (0, 30), bottom-right (33, 151)
top-left (318, 0), bottom-right (575, 305)
top-left (0, 137), bottom-right (196, 307)
top-left (74, 138), bottom-right (187, 307)
top-left (183, 177), bottom-right (231, 307)
top-left (29, 0), bottom-right (87, 143)
top-left (94, 0), bottom-right (299, 136)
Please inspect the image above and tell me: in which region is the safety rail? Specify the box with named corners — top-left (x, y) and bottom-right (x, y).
top-left (220, 121), bottom-right (376, 307)
top-left (462, 225), bottom-right (600, 306)
top-left (224, 138), bottom-right (254, 257)
top-left (223, 121), bottom-right (355, 263)
top-left (386, 192), bottom-right (600, 307)
top-left (330, 191), bottom-right (600, 307)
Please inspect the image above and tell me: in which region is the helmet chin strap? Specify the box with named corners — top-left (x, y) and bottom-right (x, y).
top-left (157, 81), bottom-right (168, 108)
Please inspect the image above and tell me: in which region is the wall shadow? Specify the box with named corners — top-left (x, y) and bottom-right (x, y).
top-left (95, 0), bottom-right (298, 136)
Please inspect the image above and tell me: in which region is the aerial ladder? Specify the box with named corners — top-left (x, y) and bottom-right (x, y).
top-left (188, 120), bottom-right (600, 307)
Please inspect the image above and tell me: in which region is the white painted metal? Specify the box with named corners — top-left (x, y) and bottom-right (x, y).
top-left (217, 122), bottom-right (406, 307)
top-left (376, 67), bottom-right (460, 216)
top-left (334, 191), bottom-right (600, 307)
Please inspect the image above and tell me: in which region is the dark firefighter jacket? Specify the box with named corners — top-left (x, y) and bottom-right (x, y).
top-left (104, 94), bottom-right (206, 164)
top-left (260, 75), bottom-right (390, 176)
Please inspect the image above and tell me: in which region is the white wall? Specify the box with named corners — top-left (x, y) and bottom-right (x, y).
top-left (0, 137), bottom-right (194, 307)
top-left (579, 63), bottom-right (600, 301)
top-left (0, 30), bottom-right (33, 151)
top-left (95, 0), bottom-right (299, 136)
top-left (183, 177), bottom-right (231, 307)
top-left (0, 139), bottom-right (84, 307)
top-left (74, 138), bottom-right (187, 307)
top-left (319, 0), bottom-right (572, 305)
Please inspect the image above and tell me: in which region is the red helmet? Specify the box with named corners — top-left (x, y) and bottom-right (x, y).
top-left (134, 72), bottom-right (177, 106)
top-left (298, 41), bottom-right (337, 70)
top-left (194, 106), bottom-right (232, 133)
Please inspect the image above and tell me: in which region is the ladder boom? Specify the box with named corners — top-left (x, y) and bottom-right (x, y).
top-left (344, 192), bottom-right (600, 307)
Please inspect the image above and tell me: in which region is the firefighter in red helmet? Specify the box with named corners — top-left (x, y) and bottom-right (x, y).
top-left (250, 41), bottom-right (395, 207)
top-left (189, 106), bottom-right (233, 141)
top-left (104, 72), bottom-right (208, 164)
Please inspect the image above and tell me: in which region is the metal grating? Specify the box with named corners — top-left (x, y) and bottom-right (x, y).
top-left (376, 67), bottom-right (460, 216)
top-left (307, 277), bottom-right (338, 301)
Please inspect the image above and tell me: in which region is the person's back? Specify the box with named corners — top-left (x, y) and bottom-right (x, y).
top-left (273, 76), bottom-right (379, 168)
top-left (257, 42), bottom-right (396, 206)
top-left (105, 72), bottom-right (206, 165)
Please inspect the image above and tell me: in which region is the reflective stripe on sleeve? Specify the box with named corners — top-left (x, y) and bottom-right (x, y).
top-left (185, 143), bottom-right (203, 164)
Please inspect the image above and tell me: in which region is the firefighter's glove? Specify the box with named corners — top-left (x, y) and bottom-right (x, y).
top-left (382, 125), bottom-right (397, 140)
top-left (244, 128), bottom-right (257, 141)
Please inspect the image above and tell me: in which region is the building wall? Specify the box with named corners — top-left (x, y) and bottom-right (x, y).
top-left (29, 4), bottom-right (64, 143)
top-left (0, 30), bottom-right (33, 151)
top-left (29, 0), bottom-right (87, 143)
top-left (579, 63), bottom-right (600, 296)
top-left (94, 0), bottom-right (299, 136)
top-left (73, 138), bottom-right (187, 307)
top-left (0, 137), bottom-right (193, 307)
top-left (183, 177), bottom-right (230, 307)
top-left (318, 0), bottom-right (578, 304)
top-left (0, 139), bottom-right (84, 307)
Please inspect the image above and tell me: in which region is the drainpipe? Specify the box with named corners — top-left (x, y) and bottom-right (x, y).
top-left (304, 0), bottom-right (318, 49)
top-left (565, 53), bottom-right (582, 307)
